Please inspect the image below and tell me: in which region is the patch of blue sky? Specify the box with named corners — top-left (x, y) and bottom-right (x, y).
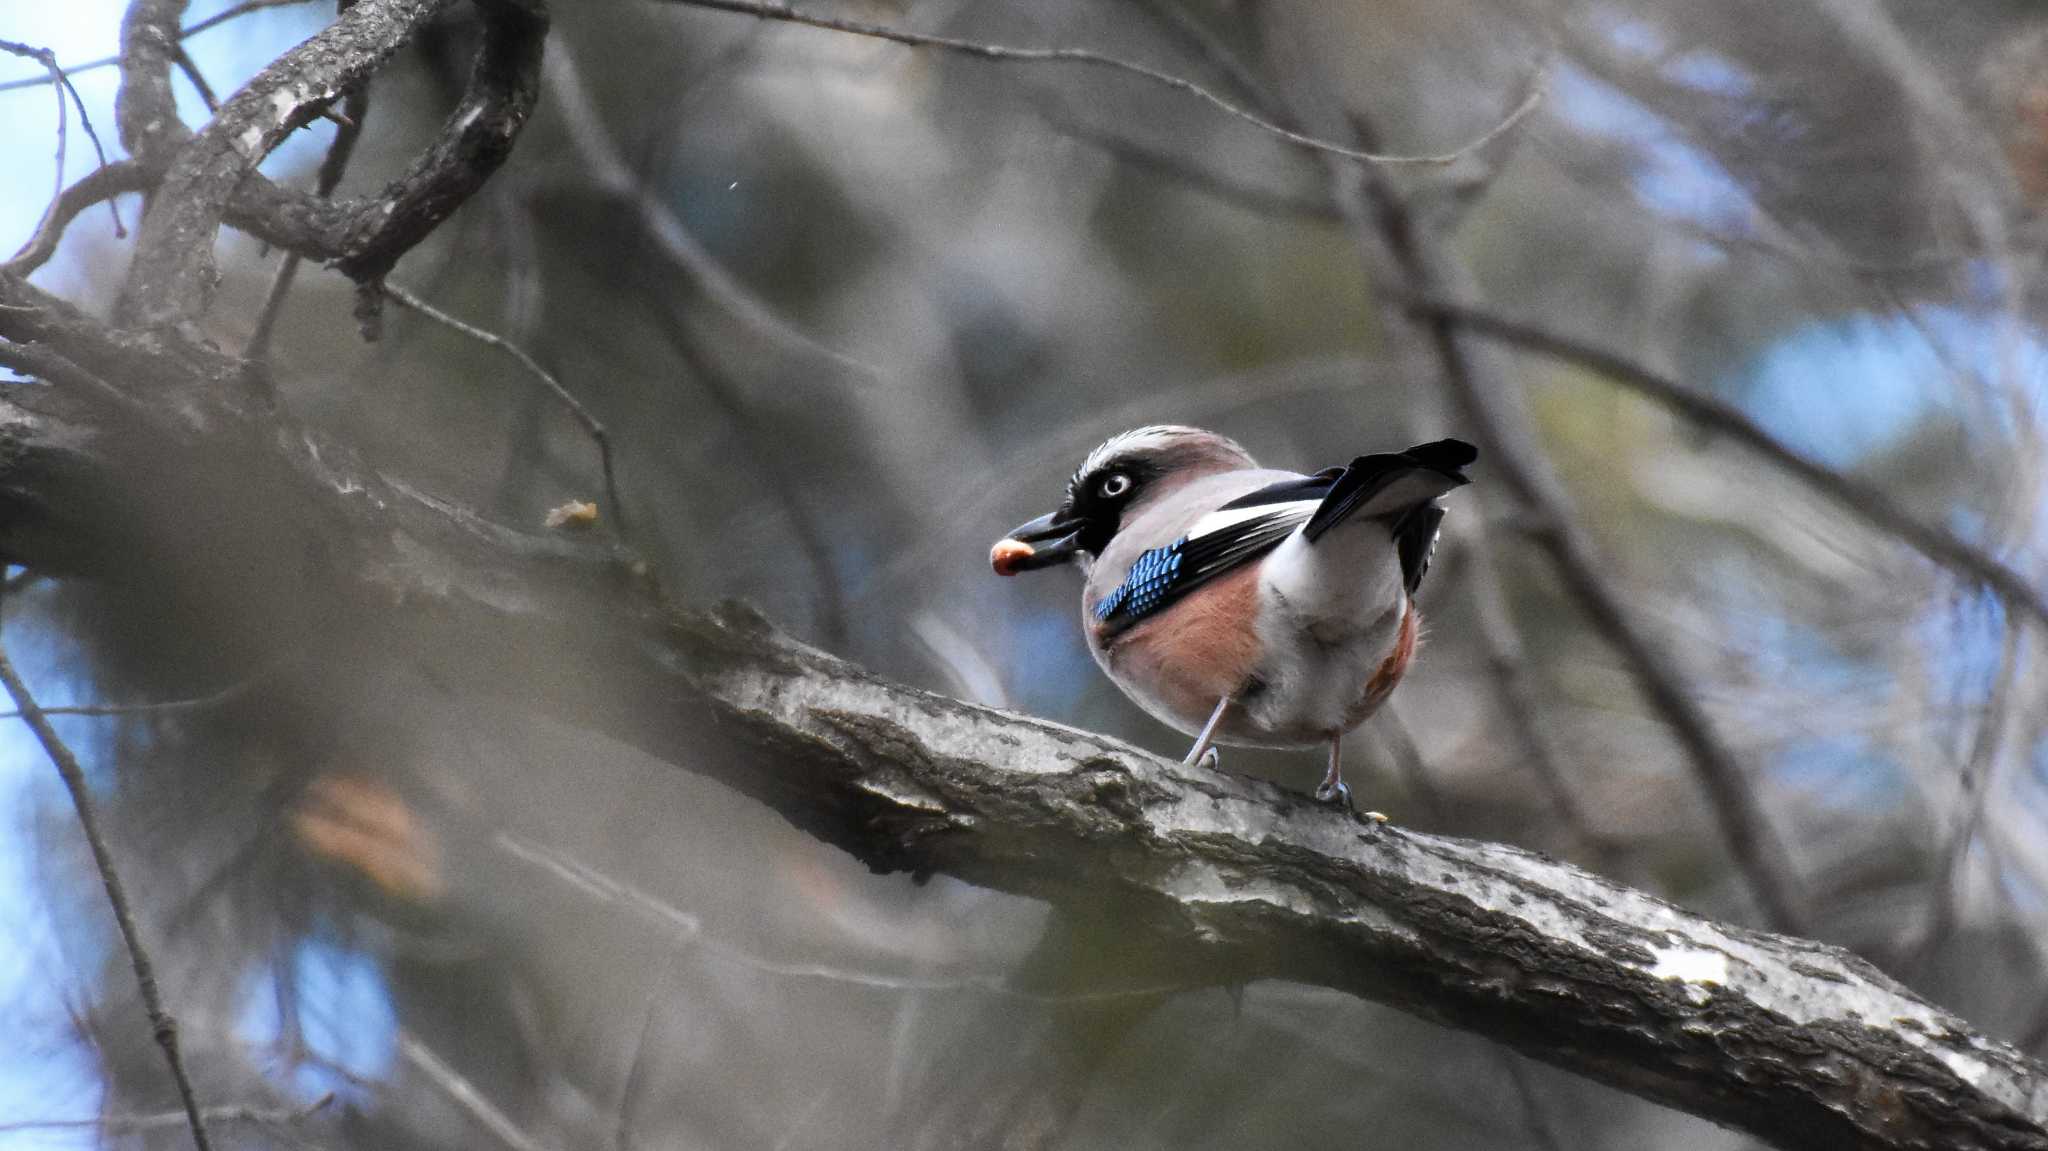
top-left (1583, 8), bottom-right (1670, 60)
top-left (1734, 305), bottom-right (2048, 471)
top-left (235, 938), bottom-right (397, 1104)
top-left (1706, 568), bottom-right (1890, 696)
top-left (1549, 35), bottom-right (2048, 478)
top-left (1772, 733), bottom-right (1904, 808)
top-left (1702, 574), bottom-right (1908, 801)
top-left (1548, 62), bottom-right (1758, 238)
top-left (1004, 606), bottom-right (1098, 718)
top-left (1918, 585), bottom-right (2012, 716)
top-left (1661, 51), bottom-right (1754, 101)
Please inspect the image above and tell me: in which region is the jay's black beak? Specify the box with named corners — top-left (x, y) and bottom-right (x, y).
top-left (991, 511), bottom-right (1083, 576)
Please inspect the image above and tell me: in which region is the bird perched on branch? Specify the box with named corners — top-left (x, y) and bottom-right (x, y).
top-left (992, 426), bottom-right (1476, 806)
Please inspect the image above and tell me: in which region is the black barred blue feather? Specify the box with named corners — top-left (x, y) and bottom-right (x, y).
top-left (1093, 538), bottom-right (1187, 623)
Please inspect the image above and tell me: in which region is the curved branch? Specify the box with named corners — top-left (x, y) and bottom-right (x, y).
top-left (0, 349), bottom-right (2044, 1151)
top-left (6, 161), bottom-right (155, 276)
top-left (115, 0), bottom-right (548, 329)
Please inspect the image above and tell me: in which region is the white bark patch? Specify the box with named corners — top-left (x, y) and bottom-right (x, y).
top-left (856, 775), bottom-right (947, 813)
top-left (237, 122), bottom-right (270, 158)
top-left (1946, 1052), bottom-right (1990, 1089)
top-left (1645, 944), bottom-right (1729, 987)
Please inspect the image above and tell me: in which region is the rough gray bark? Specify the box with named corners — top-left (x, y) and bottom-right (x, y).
top-left (1, 305), bottom-right (2044, 1151)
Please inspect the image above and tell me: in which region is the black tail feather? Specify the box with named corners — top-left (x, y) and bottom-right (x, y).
top-left (1300, 438), bottom-right (1477, 544)
top-left (1392, 503), bottom-right (1447, 594)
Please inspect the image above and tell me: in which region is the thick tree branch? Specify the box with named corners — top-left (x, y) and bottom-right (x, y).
top-left (1, 345), bottom-right (2045, 1151)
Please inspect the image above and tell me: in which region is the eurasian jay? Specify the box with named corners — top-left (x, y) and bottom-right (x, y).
top-left (991, 426), bottom-right (1476, 805)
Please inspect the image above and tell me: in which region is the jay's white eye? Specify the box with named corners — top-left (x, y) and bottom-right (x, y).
top-left (1097, 473), bottom-right (1132, 499)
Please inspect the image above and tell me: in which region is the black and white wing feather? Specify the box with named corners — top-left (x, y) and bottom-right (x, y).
top-left (1304, 438), bottom-right (1475, 593)
top-left (1091, 497), bottom-right (1319, 636)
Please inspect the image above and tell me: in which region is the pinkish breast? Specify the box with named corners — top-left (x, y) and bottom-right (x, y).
top-left (1097, 564), bottom-right (1264, 732)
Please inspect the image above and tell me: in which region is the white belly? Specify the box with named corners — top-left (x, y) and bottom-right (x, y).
top-left (1239, 522), bottom-right (1409, 743)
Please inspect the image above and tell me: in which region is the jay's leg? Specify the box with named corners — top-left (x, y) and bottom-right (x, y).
top-left (1314, 734), bottom-right (1352, 806)
top-left (1183, 696), bottom-right (1230, 768)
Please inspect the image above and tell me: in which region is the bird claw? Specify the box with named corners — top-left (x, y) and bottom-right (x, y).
top-left (1196, 747), bottom-right (1220, 771)
top-left (1313, 778), bottom-right (1352, 807)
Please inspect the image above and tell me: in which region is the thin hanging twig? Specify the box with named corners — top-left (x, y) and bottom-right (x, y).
top-left (0, 600), bottom-right (216, 1151)
top-left (383, 283), bottom-right (625, 540)
top-left (659, 0), bottom-right (1543, 167)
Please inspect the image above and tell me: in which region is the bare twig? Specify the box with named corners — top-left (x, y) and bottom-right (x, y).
top-left (0, 336), bottom-right (156, 419)
top-left (496, 832), bottom-right (1201, 1003)
top-left (1438, 341), bottom-right (1813, 932)
top-left (172, 46), bottom-right (218, 112)
top-left (383, 283), bottom-right (624, 538)
top-left (0, 669), bottom-right (263, 719)
top-left (1407, 297), bottom-right (2048, 638)
top-left (0, 39), bottom-right (122, 242)
top-left (658, 0), bottom-right (1543, 167)
top-left (643, 298), bottom-right (849, 646)
top-left (0, 1094), bottom-right (332, 1135)
top-left (0, 0), bottom-right (318, 94)
top-left (1911, 617), bottom-right (2026, 971)
top-left (611, 964), bottom-right (666, 1151)
top-left (1126, 0), bottom-right (1271, 107)
top-left (0, 606), bottom-right (215, 1151)
top-left (5, 161), bottom-right (153, 276)
top-left (1036, 106), bottom-right (1339, 221)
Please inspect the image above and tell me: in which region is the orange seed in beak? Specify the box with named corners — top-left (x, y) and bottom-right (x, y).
top-left (990, 538), bottom-right (1035, 577)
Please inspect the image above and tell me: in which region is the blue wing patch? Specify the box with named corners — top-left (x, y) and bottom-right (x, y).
top-left (1091, 506), bottom-right (1307, 636)
top-left (1093, 537), bottom-right (1186, 624)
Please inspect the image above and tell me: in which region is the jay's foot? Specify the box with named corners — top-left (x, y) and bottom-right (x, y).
top-left (1196, 747), bottom-right (1220, 771)
top-left (1313, 777), bottom-right (1352, 807)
